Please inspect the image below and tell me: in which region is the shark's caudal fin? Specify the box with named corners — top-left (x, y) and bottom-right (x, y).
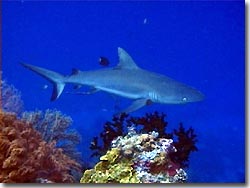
top-left (20, 63), bottom-right (65, 101)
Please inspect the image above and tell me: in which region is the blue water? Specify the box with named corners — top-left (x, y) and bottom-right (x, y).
top-left (2, 1), bottom-right (245, 183)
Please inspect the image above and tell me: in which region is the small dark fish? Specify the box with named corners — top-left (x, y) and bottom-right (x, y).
top-left (99, 56), bottom-right (110, 66)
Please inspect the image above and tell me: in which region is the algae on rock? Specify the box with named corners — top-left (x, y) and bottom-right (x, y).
top-left (80, 148), bottom-right (140, 183)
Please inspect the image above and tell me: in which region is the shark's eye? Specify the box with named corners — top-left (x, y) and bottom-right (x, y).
top-left (182, 97), bottom-right (187, 102)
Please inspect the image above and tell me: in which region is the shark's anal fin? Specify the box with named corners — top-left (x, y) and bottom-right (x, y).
top-left (66, 88), bottom-right (99, 95)
top-left (73, 84), bottom-right (83, 89)
top-left (119, 98), bottom-right (152, 114)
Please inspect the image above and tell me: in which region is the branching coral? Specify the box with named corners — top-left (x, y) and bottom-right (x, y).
top-left (90, 111), bottom-right (198, 170)
top-left (90, 113), bottom-right (128, 157)
top-left (0, 112), bottom-right (82, 183)
top-left (170, 123), bottom-right (198, 168)
top-left (82, 129), bottom-right (187, 183)
top-left (1, 80), bottom-right (24, 116)
top-left (129, 111), bottom-right (170, 138)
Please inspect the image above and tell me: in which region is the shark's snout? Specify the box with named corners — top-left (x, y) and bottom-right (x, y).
top-left (182, 89), bottom-right (204, 103)
top-left (193, 91), bottom-right (204, 102)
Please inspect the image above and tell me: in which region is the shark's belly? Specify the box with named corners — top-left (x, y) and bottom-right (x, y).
top-left (96, 84), bottom-right (147, 99)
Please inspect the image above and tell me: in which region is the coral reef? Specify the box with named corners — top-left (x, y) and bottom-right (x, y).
top-left (1, 80), bottom-right (24, 116)
top-left (82, 128), bottom-right (187, 183)
top-left (0, 112), bottom-right (81, 183)
top-left (90, 112), bottom-right (198, 169)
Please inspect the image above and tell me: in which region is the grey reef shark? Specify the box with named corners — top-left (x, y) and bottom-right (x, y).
top-left (21, 47), bottom-right (204, 114)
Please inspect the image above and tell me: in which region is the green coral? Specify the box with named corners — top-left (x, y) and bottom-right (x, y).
top-left (80, 148), bottom-right (140, 183)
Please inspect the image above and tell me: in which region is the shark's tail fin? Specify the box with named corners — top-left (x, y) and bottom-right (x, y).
top-left (21, 63), bottom-right (65, 101)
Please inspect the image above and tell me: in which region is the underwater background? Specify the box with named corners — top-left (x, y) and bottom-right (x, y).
top-left (2, 1), bottom-right (245, 183)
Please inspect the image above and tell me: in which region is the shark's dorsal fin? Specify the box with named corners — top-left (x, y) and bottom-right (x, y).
top-left (116, 47), bottom-right (139, 69)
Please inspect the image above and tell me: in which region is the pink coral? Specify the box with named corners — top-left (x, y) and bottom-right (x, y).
top-left (0, 111), bottom-right (81, 183)
top-left (1, 80), bottom-right (24, 116)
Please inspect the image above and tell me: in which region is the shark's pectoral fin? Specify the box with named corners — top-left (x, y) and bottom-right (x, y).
top-left (119, 98), bottom-right (152, 114)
